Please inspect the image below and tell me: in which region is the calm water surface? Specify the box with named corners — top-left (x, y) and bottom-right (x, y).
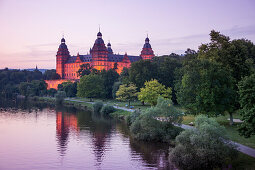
top-left (0, 100), bottom-right (173, 170)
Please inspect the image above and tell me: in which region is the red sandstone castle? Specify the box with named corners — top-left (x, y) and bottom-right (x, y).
top-left (46, 30), bottom-right (155, 89)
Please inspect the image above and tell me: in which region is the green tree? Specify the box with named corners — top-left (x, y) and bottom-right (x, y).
top-left (77, 63), bottom-right (93, 77)
top-left (130, 97), bottom-right (183, 142)
top-left (238, 74), bottom-right (255, 137)
top-left (116, 83), bottom-right (137, 106)
top-left (43, 69), bottom-right (60, 80)
top-left (47, 88), bottom-right (57, 97)
top-left (61, 81), bottom-right (77, 97)
top-left (138, 79), bottom-right (172, 106)
top-left (119, 67), bottom-right (130, 84)
top-left (112, 81), bottom-right (122, 99)
top-left (169, 115), bottom-right (237, 170)
top-left (129, 60), bottom-right (158, 89)
top-left (198, 30), bottom-right (255, 82)
top-left (77, 74), bottom-right (104, 101)
top-left (99, 69), bottom-right (119, 99)
top-left (175, 59), bottom-right (236, 125)
top-left (55, 91), bottom-right (66, 105)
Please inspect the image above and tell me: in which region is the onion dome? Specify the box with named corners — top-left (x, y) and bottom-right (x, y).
top-left (97, 31), bottom-right (102, 38)
top-left (107, 42), bottom-right (113, 54)
top-left (143, 36), bottom-right (152, 48)
top-left (59, 38), bottom-right (68, 49)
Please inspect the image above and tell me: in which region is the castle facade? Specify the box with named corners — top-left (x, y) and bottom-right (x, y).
top-left (46, 31), bottom-right (155, 89)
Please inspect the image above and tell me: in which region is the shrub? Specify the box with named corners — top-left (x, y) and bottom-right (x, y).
top-left (126, 110), bottom-right (141, 126)
top-left (93, 102), bottom-right (104, 113)
top-left (130, 97), bottom-right (183, 142)
top-left (100, 105), bottom-right (116, 116)
top-left (169, 115), bottom-right (237, 170)
top-left (55, 91), bottom-right (66, 104)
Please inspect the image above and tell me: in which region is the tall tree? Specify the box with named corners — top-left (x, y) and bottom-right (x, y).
top-left (77, 74), bottom-right (104, 101)
top-left (238, 74), bottom-right (255, 137)
top-left (116, 83), bottom-right (137, 106)
top-left (138, 79), bottom-right (172, 106)
top-left (129, 60), bottom-right (158, 89)
top-left (77, 63), bottom-right (93, 77)
top-left (175, 59), bottom-right (237, 125)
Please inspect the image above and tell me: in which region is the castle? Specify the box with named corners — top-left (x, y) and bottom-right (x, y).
top-left (46, 30), bottom-right (155, 89)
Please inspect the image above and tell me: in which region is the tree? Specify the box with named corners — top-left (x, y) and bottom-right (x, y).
top-left (138, 79), bottom-right (172, 106)
top-left (238, 74), bottom-right (255, 137)
top-left (47, 88), bottom-right (57, 97)
top-left (116, 83), bottom-right (137, 106)
top-left (198, 30), bottom-right (255, 82)
top-left (61, 81), bottom-right (77, 97)
top-left (55, 91), bottom-right (66, 104)
top-left (129, 60), bottom-right (158, 89)
top-left (77, 63), bottom-right (93, 77)
top-left (175, 59), bottom-right (236, 125)
top-left (43, 69), bottom-right (60, 80)
top-left (112, 81), bottom-right (122, 99)
top-left (77, 74), bottom-right (104, 101)
top-left (130, 97), bottom-right (183, 142)
top-left (119, 67), bottom-right (130, 84)
top-left (169, 115), bottom-right (237, 170)
top-left (99, 69), bottom-right (119, 99)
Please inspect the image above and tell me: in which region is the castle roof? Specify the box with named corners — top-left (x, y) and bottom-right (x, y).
top-left (65, 54), bottom-right (141, 64)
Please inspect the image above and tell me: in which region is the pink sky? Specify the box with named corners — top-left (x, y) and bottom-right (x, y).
top-left (0, 0), bottom-right (255, 69)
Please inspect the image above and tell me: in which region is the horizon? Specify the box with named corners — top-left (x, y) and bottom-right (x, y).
top-left (0, 0), bottom-right (255, 69)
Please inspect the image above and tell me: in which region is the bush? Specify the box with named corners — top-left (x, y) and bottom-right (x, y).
top-left (130, 97), bottom-right (183, 142)
top-left (93, 102), bottom-right (104, 113)
top-left (55, 91), bottom-right (66, 104)
top-left (126, 110), bottom-right (141, 126)
top-left (100, 105), bottom-right (116, 116)
top-left (169, 115), bottom-right (237, 170)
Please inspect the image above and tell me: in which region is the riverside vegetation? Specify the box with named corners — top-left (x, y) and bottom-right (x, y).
top-left (1, 30), bottom-right (255, 169)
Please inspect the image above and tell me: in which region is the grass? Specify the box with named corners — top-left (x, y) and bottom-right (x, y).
top-left (231, 152), bottom-right (255, 169)
top-left (182, 113), bottom-right (255, 149)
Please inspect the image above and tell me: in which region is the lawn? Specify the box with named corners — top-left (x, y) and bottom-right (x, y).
top-left (182, 113), bottom-right (255, 149)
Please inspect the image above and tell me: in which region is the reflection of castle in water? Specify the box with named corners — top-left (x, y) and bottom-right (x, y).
top-left (56, 111), bottom-right (79, 156)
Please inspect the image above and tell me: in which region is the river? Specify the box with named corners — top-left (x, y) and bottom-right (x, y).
top-left (0, 99), bottom-right (173, 170)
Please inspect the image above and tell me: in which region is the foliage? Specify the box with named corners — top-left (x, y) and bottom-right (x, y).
top-left (19, 80), bottom-right (47, 97)
top-left (93, 101), bottom-right (104, 113)
top-left (116, 83), bottom-right (137, 106)
top-left (61, 81), bottom-right (77, 97)
top-left (129, 60), bottom-right (158, 89)
top-left (100, 105), bottom-right (116, 116)
top-left (47, 88), bottom-right (57, 97)
top-left (198, 30), bottom-right (255, 82)
top-left (138, 79), bottom-right (172, 106)
top-left (169, 115), bottom-right (237, 170)
top-left (238, 74), bottom-right (255, 137)
top-left (77, 74), bottom-right (104, 101)
top-left (77, 63), bottom-right (93, 77)
top-left (55, 91), bottom-right (66, 104)
top-left (99, 69), bottom-right (119, 99)
top-left (130, 97), bottom-right (183, 142)
top-left (119, 67), bottom-right (130, 84)
top-left (0, 68), bottom-right (44, 97)
top-left (126, 110), bottom-right (141, 126)
top-left (43, 69), bottom-right (60, 80)
top-left (112, 81), bottom-right (122, 99)
top-left (175, 59), bottom-right (236, 124)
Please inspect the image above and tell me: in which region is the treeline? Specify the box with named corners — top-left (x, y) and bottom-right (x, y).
top-left (0, 68), bottom-right (60, 98)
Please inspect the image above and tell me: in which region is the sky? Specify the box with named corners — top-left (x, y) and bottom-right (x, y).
top-left (0, 0), bottom-right (255, 69)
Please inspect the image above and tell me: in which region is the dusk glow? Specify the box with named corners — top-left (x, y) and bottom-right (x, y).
top-left (0, 0), bottom-right (255, 69)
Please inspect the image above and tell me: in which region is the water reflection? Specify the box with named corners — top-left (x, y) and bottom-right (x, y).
top-left (0, 99), bottom-right (172, 169)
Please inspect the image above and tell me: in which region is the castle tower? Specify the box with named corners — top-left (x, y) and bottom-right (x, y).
top-left (91, 31), bottom-right (108, 70)
top-left (107, 42), bottom-right (113, 54)
top-left (56, 37), bottom-right (70, 78)
top-left (140, 36), bottom-right (155, 60)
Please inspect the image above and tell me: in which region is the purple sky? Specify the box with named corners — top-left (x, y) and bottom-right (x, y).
top-left (0, 0), bottom-right (255, 69)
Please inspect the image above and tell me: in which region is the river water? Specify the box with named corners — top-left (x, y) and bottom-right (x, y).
top-left (0, 100), bottom-right (173, 170)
